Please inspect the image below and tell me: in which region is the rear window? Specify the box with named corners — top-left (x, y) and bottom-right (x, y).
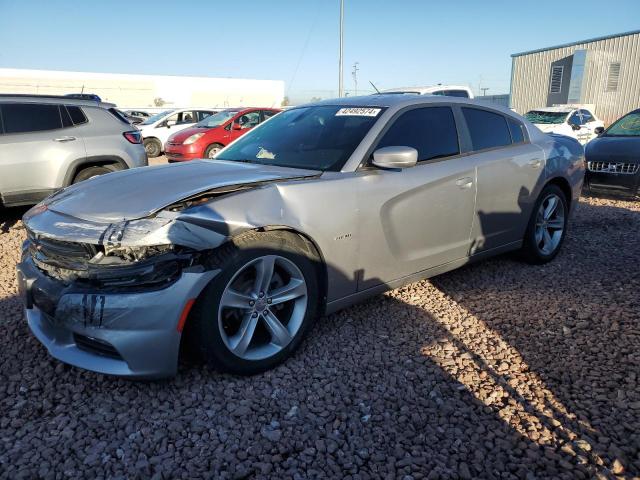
top-left (462, 107), bottom-right (512, 151)
top-left (67, 106), bottom-right (88, 125)
top-left (431, 90), bottom-right (470, 98)
top-left (1, 103), bottom-right (63, 134)
top-left (377, 106), bottom-right (459, 162)
top-left (108, 108), bottom-right (131, 125)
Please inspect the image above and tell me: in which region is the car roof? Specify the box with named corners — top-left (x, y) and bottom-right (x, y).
top-left (301, 94), bottom-right (483, 109)
top-left (382, 85), bottom-right (471, 94)
top-left (0, 94), bottom-right (115, 108)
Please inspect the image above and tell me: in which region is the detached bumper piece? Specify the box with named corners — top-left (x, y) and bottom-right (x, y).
top-left (585, 162), bottom-right (640, 197)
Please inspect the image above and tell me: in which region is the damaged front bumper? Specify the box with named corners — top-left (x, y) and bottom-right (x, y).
top-left (17, 254), bottom-right (217, 379)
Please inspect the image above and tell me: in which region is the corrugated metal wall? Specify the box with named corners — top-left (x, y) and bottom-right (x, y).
top-left (511, 32), bottom-right (640, 124)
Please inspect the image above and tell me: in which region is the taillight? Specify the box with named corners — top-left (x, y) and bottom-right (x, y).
top-left (123, 131), bottom-right (142, 144)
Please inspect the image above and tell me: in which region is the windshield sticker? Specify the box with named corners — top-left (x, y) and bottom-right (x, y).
top-left (335, 107), bottom-right (381, 117)
top-left (256, 147), bottom-right (276, 160)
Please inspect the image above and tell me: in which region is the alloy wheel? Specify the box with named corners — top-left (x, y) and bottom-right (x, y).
top-left (217, 255), bottom-right (308, 361)
top-left (534, 193), bottom-right (565, 255)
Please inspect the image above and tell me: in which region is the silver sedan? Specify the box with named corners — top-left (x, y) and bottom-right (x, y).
top-left (17, 95), bottom-right (585, 378)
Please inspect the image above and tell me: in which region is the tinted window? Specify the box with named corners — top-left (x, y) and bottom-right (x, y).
top-left (444, 90), bottom-right (470, 98)
top-left (67, 106), bottom-right (87, 125)
top-left (579, 109), bottom-right (593, 123)
top-left (462, 108), bottom-right (511, 151)
top-left (108, 108), bottom-right (131, 125)
top-left (507, 118), bottom-right (525, 144)
top-left (2, 103), bottom-right (62, 134)
top-left (568, 112), bottom-right (583, 126)
top-left (604, 112), bottom-right (640, 136)
top-left (60, 106), bottom-right (73, 128)
top-left (377, 107), bottom-right (459, 162)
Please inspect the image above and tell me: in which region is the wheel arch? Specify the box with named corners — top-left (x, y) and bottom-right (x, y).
top-left (545, 176), bottom-right (573, 210)
top-left (63, 155), bottom-right (128, 186)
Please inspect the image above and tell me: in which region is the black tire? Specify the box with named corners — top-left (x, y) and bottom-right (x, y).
top-left (186, 231), bottom-right (321, 375)
top-left (204, 143), bottom-right (224, 159)
top-left (143, 138), bottom-right (162, 158)
top-left (521, 184), bottom-right (568, 264)
top-left (72, 166), bottom-right (112, 184)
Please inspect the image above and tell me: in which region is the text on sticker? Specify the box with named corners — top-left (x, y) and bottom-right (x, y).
top-left (335, 108), bottom-right (381, 117)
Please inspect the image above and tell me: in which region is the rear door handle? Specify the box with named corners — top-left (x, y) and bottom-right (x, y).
top-left (528, 158), bottom-right (542, 168)
top-left (456, 177), bottom-right (474, 189)
top-left (53, 136), bottom-right (76, 142)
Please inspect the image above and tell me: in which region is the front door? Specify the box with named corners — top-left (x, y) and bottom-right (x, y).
top-left (229, 110), bottom-right (261, 142)
top-left (356, 105), bottom-right (476, 290)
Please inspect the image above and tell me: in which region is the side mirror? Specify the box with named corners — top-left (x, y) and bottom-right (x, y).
top-left (570, 123), bottom-right (581, 131)
top-left (594, 126), bottom-right (605, 135)
top-left (372, 146), bottom-right (418, 170)
top-left (232, 122), bottom-right (243, 131)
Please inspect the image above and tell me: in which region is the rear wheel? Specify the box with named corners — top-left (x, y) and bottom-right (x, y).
top-left (72, 166), bottom-right (112, 184)
top-left (204, 143), bottom-right (224, 159)
top-left (521, 184), bottom-right (568, 264)
top-left (187, 231), bottom-right (320, 375)
top-left (143, 138), bottom-right (162, 158)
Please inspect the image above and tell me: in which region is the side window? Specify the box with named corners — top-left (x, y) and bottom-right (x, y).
top-left (462, 107), bottom-right (512, 151)
top-left (580, 109), bottom-right (594, 123)
top-left (60, 105), bottom-right (73, 128)
top-left (507, 117), bottom-right (526, 144)
top-left (165, 113), bottom-right (179, 126)
top-left (2, 103), bottom-right (63, 134)
top-left (178, 111), bottom-right (196, 124)
top-left (376, 106), bottom-right (459, 162)
top-left (430, 90), bottom-right (446, 96)
top-left (568, 111), bottom-right (583, 126)
top-left (262, 110), bottom-right (278, 122)
top-left (66, 106), bottom-right (88, 125)
top-left (444, 90), bottom-right (470, 98)
top-left (236, 111), bottom-right (261, 129)
top-left (196, 110), bottom-right (212, 121)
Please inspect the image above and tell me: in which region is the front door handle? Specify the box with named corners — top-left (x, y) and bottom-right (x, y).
top-left (53, 136), bottom-right (76, 142)
top-left (456, 177), bottom-right (474, 189)
top-left (528, 158), bottom-right (542, 168)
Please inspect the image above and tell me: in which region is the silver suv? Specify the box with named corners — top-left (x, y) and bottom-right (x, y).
top-left (0, 95), bottom-right (147, 206)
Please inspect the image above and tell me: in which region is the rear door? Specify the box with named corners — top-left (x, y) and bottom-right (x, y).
top-left (356, 105), bottom-right (477, 289)
top-left (463, 107), bottom-right (546, 253)
top-left (0, 102), bottom-right (86, 203)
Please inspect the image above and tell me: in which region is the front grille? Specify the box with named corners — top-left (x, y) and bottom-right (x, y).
top-left (587, 161), bottom-right (639, 175)
top-left (28, 232), bottom-right (97, 272)
top-left (73, 333), bottom-right (123, 360)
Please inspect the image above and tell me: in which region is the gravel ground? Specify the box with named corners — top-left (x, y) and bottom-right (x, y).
top-left (1, 195), bottom-right (639, 479)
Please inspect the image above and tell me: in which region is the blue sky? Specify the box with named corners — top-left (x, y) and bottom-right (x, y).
top-left (0, 0), bottom-right (638, 102)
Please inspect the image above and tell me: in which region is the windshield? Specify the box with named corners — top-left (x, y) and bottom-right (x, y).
top-left (524, 111), bottom-right (569, 124)
top-left (216, 105), bottom-right (385, 171)
top-left (605, 112), bottom-right (640, 137)
top-left (196, 110), bottom-right (239, 128)
top-left (140, 110), bottom-right (174, 125)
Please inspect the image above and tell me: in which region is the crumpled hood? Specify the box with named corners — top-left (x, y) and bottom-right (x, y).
top-left (43, 160), bottom-right (320, 223)
top-left (586, 136), bottom-right (640, 163)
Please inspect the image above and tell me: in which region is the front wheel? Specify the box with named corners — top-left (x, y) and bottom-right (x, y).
top-left (186, 231), bottom-right (321, 375)
top-left (204, 143), bottom-right (224, 159)
top-left (521, 184), bottom-right (568, 264)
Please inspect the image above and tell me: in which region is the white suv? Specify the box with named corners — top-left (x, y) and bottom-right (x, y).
top-left (524, 106), bottom-right (605, 144)
top-left (137, 108), bottom-right (217, 157)
top-left (382, 85), bottom-right (474, 99)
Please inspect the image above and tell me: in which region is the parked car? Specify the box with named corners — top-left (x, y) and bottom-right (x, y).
top-left (137, 108), bottom-right (217, 157)
top-left (17, 95), bottom-right (583, 378)
top-left (382, 85), bottom-right (474, 98)
top-left (116, 109), bottom-right (145, 125)
top-left (524, 106), bottom-right (604, 144)
top-left (165, 108), bottom-right (281, 161)
top-left (584, 108), bottom-right (640, 197)
top-left (0, 94), bottom-right (147, 206)
top-left (125, 110), bottom-right (150, 119)
top-left (64, 93), bottom-right (102, 102)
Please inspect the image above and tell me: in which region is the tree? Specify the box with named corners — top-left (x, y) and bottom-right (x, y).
top-left (281, 96), bottom-right (290, 107)
top-left (310, 96), bottom-right (322, 102)
top-left (153, 97), bottom-right (166, 107)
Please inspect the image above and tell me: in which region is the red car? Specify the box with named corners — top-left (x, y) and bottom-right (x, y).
top-left (164, 108), bottom-right (281, 161)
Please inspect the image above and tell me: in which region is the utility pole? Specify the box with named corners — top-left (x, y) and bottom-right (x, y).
top-left (338, 0), bottom-right (344, 97)
top-left (481, 87), bottom-right (490, 96)
top-left (352, 62), bottom-right (359, 96)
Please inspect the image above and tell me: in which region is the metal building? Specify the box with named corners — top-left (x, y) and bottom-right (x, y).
top-left (510, 30), bottom-right (640, 125)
